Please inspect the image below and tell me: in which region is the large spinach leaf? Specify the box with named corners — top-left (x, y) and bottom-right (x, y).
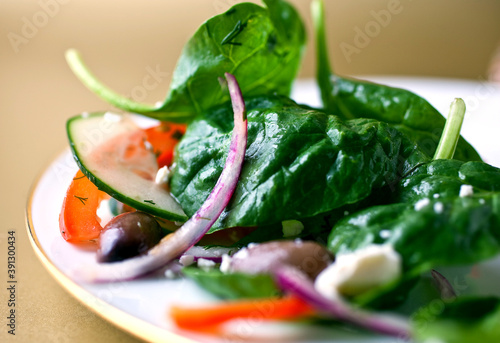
top-left (312, 0), bottom-right (481, 162)
top-left (183, 267), bottom-right (280, 300)
top-left (326, 159), bottom-right (500, 310)
top-left (170, 95), bottom-right (426, 232)
top-left (413, 297), bottom-right (500, 343)
top-left (328, 159), bottom-right (500, 273)
top-left (67, 0), bottom-right (305, 122)
top-left (394, 159), bottom-right (500, 204)
top-left (328, 195), bottom-right (500, 272)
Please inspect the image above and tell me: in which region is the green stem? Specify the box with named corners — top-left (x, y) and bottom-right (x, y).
top-left (433, 98), bottom-right (466, 160)
top-left (311, 0), bottom-right (355, 119)
top-left (311, 0), bottom-right (331, 78)
top-left (65, 49), bottom-right (159, 114)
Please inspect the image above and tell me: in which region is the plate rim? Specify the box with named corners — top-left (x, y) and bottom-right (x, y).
top-left (25, 149), bottom-right (197, 343)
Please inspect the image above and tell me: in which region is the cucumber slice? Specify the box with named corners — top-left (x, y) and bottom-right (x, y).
top-left (66, 112), bottom-right (187, 222)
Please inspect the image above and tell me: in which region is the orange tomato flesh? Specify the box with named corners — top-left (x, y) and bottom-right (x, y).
top-left (145, 122), bottom-right (186, 168)
top-left (59, 170), bottom-right (109, 242)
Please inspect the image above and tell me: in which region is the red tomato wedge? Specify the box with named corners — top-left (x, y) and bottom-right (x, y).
top-left (145, 122), bottom-right (186, 168)
top-left (59, 170), bottom-right (109, 242)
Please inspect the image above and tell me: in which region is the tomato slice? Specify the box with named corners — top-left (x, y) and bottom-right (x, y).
top-left (145, 122), bottom-right (186, 168)
top-left (59, 170), bottom-right (109, 242)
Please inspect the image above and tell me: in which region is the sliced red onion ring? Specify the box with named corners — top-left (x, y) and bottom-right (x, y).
top-left (274, 266), bottom-right (411, 339)
top-left (431, 269), bottom-right (456, 300)
top-left (75, 73), bottom-right (247, 283)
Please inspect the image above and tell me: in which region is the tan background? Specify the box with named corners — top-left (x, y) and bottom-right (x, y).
top-left (1, 0), bottom-right (500, 342)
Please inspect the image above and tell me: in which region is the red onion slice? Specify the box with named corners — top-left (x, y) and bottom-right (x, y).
top-left (75, 73), bottom-right (247, 283)
top-left (274, 265), bottom-right (411, 339)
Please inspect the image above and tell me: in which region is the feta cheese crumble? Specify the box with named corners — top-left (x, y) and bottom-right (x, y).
top-left (314, 244), bottom-right (402, 299)
top-left (414, 198), bottom-right (430, 211)
top-left (232, 247), bottom-right (249, 260)
top-left (220, 254), bottom-right (232, 274)
top-left (379, 230), bottom-right (391, 239)
top-left (197, 258), bottom-right (216, 271)
top-left (459, 184), bottom-right (474, 197)
top-left (179, 255), bottom-right (194, 267)
top-left (96, 199), bottom-right (114, 227)
top-left (434, 202), bottom-right (444, 214)
top-left (165, 269), bottom-right (177, 279)
top-left (155, 166), bottom-right (171, 185)
top-left (103, 112), bottom-right (122, 123)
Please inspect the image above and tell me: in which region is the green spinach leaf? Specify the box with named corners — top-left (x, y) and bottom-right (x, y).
top-left (413, 297), bottom-right (500, 343)
top-left (183, 267), bottom-right (280, 300)
top-left (66, 0), bottom-right (305, 122)
top-left (394, 159), bottom-right (500, 204)
top-left (328, 194), bottom-right (500, 273)
top-left (312, 0), bottom-right (481, 162)
top-left (170, 95), bottom-right (426, 232)
top-left (327, 159), bottom-right (500, 309)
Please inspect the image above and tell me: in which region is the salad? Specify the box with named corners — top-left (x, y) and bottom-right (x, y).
top-left (59, 0), bottom-right (500, 342)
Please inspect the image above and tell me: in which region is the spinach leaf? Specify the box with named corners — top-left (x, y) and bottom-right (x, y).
top-left (170, 95), bottom-right (426, 232)
top-left (394, 159), bottom-right (500, 204)
top-left (183, 267), bottom-right (280, 300)
top-left (229, 208), bottom-right (347, 247)
top-left (312, 0), bottom-right (481, 162)
top-left (326, 159), bottom-right (500, 309)
top-left (66, 0), bottom-right (305, 122)
top-left (413, 297), bottom-right (500, 343)
top-left (328, 194), bottom-right (500, 273)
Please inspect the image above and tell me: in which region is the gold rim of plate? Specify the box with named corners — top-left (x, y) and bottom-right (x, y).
top-left (25, 150), bottom-right (197, 343)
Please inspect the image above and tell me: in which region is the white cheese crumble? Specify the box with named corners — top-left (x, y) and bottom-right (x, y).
top-left (282, 220), bottom-right (304, 237)
top-left (434, 202), bottom-right (444, 214)
top-left (232, 247), bottom-right (249, 260)
top-left (96, 199), bottom-right (114, 227)
top-left (179, 255), bottom-right (194, 267)
top-left (144, 140), bottom-right (153, 152)
top-left (379, 230), bottom-right (391, 239)
top-left (220, 254), bottom-right (232, 274)
top-left (414, 198), bottom-right (430, 211)
top-left (103, 112), bottom-right (122, 123)
top-left (314, 244), bottom-right (402, 299)
top-left (165, 269), bottom-right (177, 279)
top-left (459, 184), bottom-right (474, 197)
top-left (433, 193), bottom-right (440, 199)
top-left (197, 258), bottom-right (216, 271)
top-left (155, 166), bottom-right (171, 185)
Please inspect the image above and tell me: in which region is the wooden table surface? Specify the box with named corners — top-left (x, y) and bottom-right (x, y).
top-left (1, 1), bottom-right (500, 342)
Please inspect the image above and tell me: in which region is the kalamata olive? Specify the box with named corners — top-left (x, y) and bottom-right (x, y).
top-left (97, 211), bottom-right (163, 263)
top-left (228, 240), bottom-right (333, 279)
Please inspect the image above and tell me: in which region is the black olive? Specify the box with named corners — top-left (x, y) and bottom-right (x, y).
top-left (97, 211), bottom-right (163, 263)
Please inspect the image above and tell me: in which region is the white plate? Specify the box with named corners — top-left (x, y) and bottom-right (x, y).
top-left (26, 78), bottom-right (500, 343)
